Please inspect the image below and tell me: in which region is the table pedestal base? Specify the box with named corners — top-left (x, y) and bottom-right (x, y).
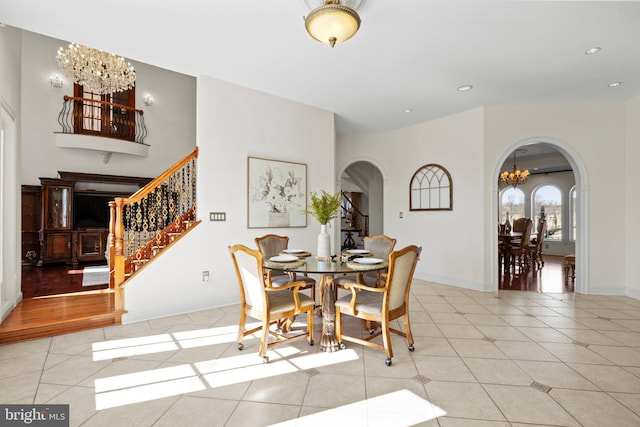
top-left (319, 275), bottom-right (339, 352)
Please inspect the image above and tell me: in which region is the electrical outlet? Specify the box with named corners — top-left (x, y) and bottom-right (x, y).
top-left (202, 271), bottom-right (210, 282)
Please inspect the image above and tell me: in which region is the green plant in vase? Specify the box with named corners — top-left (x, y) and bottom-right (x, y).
top-left (305, 190), bottom-right (341, 260)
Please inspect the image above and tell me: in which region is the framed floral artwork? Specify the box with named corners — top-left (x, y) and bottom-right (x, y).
top-left (247, 157), bottom-right (307, 228)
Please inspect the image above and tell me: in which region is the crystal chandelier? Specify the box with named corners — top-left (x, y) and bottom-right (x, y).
top-left (304, 0), bottom-right (362, 48)
top-left (500, 150), bottom-right (530, 187)
top-left (57, 43), bottom-right (136, 94)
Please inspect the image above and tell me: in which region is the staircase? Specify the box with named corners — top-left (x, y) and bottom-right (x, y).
top-left (108, 147), bottom-right (200, 321)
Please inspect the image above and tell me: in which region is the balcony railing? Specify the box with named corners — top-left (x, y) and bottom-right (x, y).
top-left (58, 96), bottom-right (148, 144)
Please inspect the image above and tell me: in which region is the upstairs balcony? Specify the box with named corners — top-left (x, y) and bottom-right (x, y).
top-left (55, 95), bottom-right (150, 162)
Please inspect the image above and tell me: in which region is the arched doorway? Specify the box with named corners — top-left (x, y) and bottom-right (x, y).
top-left (338, 161), bottom-right (385, 248)
top-left (492, 138), bottom-right (589, 294)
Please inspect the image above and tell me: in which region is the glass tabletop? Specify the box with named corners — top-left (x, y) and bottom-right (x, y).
top-left (264, 257), bottom-right (386, 274)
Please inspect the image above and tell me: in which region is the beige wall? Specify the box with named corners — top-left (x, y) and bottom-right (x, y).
top-left (122, 76), bottom-right (336, 323)
top-left (625, 96), bottom-right (640, 299)
top-left (485, 103), bottom-right (626, 294)
top-left (0, 25), bottom-right (22, 321)
top-left (19, 29), bottom-right (197, 185)
top-left (338, 108), bottom-right (488, 290)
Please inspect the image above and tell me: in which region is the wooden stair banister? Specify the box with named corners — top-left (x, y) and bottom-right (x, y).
top-left (341, 191), bottom-right (369, 238)
top-left (110, 147), bottom-right (199, 321)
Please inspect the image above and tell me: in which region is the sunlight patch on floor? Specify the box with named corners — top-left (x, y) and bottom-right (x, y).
top-left (269, 390), bottom-right (446, 426)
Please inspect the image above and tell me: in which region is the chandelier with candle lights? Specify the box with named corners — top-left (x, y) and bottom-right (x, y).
top-left (500, 149), bottom-right (530, 187)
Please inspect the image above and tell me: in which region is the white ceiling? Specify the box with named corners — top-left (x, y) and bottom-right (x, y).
top-left (1, 1), bottom-right (639, 134)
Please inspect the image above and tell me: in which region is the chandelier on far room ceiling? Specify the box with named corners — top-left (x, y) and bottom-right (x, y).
top-left (303, 0), bottom-right (364, 48)
top-left (57, 43), bottom-right (136, 94)
top-left (500, 149), bottom-right (530, 188)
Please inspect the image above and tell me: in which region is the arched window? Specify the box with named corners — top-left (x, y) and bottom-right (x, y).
top-left (409, 164), bottom-right (452, 211)
top-left (533, 185), bottom-right (562, 241)
top-left (500, 187), bottom-right (525, 223)
top-left (570, 186), bottom-right (577, 241)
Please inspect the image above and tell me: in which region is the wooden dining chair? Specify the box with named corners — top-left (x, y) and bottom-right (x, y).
top-left (255, 234), bottom-right (316, 301)
top-left (512, 217), bottom-right (527, 233)
top-left (335, 245), bottom-right (421, 366)
top-left (527, 220), bottom-right (547, 269)
top-left (229, 244), bottom-right (314, 363)
top-left (334, 234), bottom-right (397, 288)
top-left (507, 218), bottom-right (532, 274)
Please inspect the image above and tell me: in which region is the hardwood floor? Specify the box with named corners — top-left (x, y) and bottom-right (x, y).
top-left (0, 255), bottom-right (572, 344)
top-left (0, 263), bottom-right (115, 344)
top-left (499, 254), bottom-right (574, 293)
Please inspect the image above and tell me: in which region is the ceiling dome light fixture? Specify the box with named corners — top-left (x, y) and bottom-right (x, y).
top-left (304, 0), bottom-right (362, 48)
top-left (57, 43), bottom-right (136, 94)
top-left (457, 84), bottom-right (473, 92)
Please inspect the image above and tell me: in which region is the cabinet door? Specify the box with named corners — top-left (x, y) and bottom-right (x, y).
top-left (46, 233), bottom-right (71, 260)
top-left (77, 231), bottom-right (106, 261)
top-left (45, 186), bottom-right (72, 230)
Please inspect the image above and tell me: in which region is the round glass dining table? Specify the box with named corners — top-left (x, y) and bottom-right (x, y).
top-left (264, 257), bottom-right (387, 352)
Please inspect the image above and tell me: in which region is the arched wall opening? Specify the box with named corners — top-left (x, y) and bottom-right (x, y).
top-left (337, 159), bottom-right (387, 248)
top-left (491, 137), bottom-right (589, 294)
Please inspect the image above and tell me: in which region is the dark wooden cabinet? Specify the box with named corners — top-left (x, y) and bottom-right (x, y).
top-left (23, 171), bottom-right (152, 268)
top-left (43, 232), bottom-right (72, 261)
top-left (73, 229), bottom-right (108, 265)
top-left (21, 185), bottom-right (41, 264)
top-left (38, 179), bottom-right (74, 266)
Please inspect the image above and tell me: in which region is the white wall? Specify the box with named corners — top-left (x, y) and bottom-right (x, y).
top-left (19, 29), bottom-right (197, 185)
top-left (484, 103), bottom-right (626, 294)
top-left (625, 96), bottom-right (640, 299)
top-left (338, 108), bottom-right (488, 291)
top-left (0, 25), bottom-right (22, 321)
top-left (122, 76), bottom-right (336, 323)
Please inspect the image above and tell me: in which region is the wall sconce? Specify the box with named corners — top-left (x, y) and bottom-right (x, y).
top-left (143, 94), bottom-right (154, 106)
top-left (49, 74), bottom-right (63, 88)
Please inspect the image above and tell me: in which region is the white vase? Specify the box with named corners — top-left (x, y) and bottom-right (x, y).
top-left (317, 224), bottom-right (331, 261)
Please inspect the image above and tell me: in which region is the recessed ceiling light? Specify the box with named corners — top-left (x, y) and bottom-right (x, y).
top-left (608, 82), bottom-right (622, 88)
top-left (457, 85), bottom-right (473, 92)
top-left (403, 108), bottom-right (412, 113)
top-left (585, 47), bottom-right (601, 55)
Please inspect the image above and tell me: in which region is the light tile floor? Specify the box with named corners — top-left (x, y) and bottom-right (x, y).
top-left (2, 279), bottom-right (640, 426)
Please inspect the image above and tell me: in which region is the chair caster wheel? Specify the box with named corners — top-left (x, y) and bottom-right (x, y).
top-left (262, 356), bottom-right (269, 364)
top-left (408, 344), bottom-right (415, 352)
top-left (237, 343), bottom-right (244, 350)
top-left (339, 342), bottom-right (346, 350)
top-left (385, 358), bottom-right (392, 367)
top-left (308, 340), bottom-right (314, 346)
top-left (369, 328), bottom-right (376, 335)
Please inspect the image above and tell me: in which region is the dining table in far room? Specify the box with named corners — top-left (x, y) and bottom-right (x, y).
top-left (498, 231), bottom-right (523, 273)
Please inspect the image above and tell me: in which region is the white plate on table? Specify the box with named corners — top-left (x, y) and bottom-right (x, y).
top-left (353, 257), bottom-right (383, 265)
top-left (269, 255), bottom-right (299, 263)
top-left (347, 249), bottom-right (370, 254)
top-left (283, 249), bottom-right (306, 254)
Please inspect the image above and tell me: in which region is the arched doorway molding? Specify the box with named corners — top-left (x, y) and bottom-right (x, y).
top-left (491, 136), bottom-right (589, 294)
top-left (336, 156), bottom-right (389, 187)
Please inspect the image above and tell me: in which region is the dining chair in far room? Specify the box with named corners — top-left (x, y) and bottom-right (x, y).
top-left (507, 218), bottom-right (533, 274)
top-left (255, 234), bottom-right (316, 301)
top-left (512, 217), bottom-right (527, 233)
top-left (228, 244), bottom-right (314, 363)
top-left (527, 219), bottom-right (547, 269)
top-left (335, 245), bottom-right (422, 367)
top-left (334, 234), bottom-right (397, 288)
